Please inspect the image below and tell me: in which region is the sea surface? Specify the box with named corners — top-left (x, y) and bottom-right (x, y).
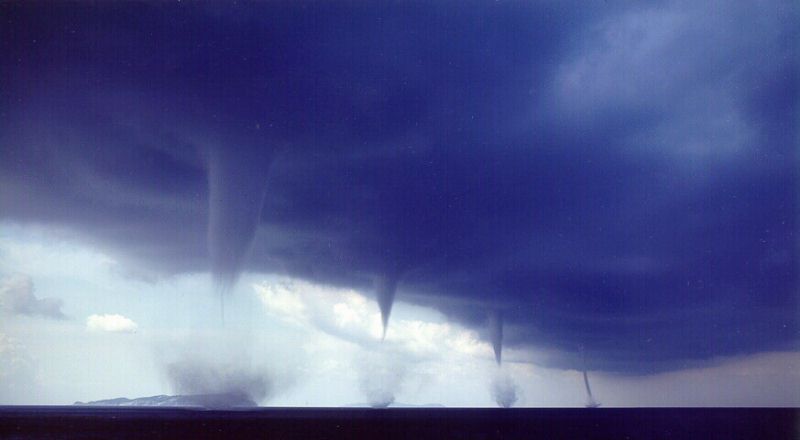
top-left (0, 407), bottom-right (796, 439)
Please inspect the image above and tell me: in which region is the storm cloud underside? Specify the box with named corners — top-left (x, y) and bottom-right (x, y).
top-left (0, 1), bottom-right (797, 374)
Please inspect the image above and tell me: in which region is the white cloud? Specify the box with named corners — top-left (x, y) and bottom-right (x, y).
top-left (255, 280), bottom-right (309, 327)
top-left (253, 278), bottom-right (494, 361)
top-left (0, 274), bottom-right (65, 319)
top-left (254, 279), bottom-right (383, 341)
top-left (86, 314), bottom-right (138, 333)
top-left (254, 278), bottom-right (508, 406)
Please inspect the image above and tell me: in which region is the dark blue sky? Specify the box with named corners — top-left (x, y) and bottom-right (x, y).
top-left (1, 1), bottom-right (797, 373)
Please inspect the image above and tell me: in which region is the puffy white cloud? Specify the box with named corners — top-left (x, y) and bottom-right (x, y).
top-left (0, 274), bottom-right (65, 319)
top-left (86, 314), bottom-right (138, 333)
top-left (255, 281), bottom-right (309, 327)
top-left (255, 280), bottom-right (382, 341)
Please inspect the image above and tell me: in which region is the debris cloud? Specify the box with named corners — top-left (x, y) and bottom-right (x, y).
top-left (156, 332), bottom-right (280, 406)
top-left (358, 349), bottom-right (407, 408)
top-left (165, 358), bottom-right (271, 404)
top-left (491, 368), bottom-right (519, 408)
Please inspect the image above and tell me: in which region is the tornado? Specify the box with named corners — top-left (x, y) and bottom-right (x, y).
top-left (488, 310), bottom-right (503, 365)
top-left (375, 274), bottom-right (399, 340)
top-left (582, 369), bottom-right (600, 408)
top-left (207, 147), bottom-right (274, 317)
top-left (581, 348), bottom-right (601, 408)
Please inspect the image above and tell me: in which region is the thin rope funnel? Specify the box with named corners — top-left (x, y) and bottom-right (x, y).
top-left (582, 347), bottom-right (601, 408)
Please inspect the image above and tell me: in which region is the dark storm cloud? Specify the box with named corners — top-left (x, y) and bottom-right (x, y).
top-left (0, 1), bottom-right (796, 373)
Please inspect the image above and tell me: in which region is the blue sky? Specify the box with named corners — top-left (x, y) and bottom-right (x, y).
top-left (0, 1), bottom-right (797, 406)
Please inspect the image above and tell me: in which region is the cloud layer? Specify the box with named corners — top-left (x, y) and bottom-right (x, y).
top-left (0, 1), bottom-right (796, 373)
top-left (0, 275), bottom-right (65, 320)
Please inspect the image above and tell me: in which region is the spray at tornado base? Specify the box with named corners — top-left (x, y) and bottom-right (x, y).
top-left (165, 358), bottom-right (271, 408)
top-left (491, 369), bottom-right (520, 409)
top-left (357, 349), bottom-right (408, 408)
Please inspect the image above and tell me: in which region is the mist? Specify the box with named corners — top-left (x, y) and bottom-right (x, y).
top-left (154, 328), bottom-right (286, 407)
top-left (491, 369), bottom-right (520, 408)
top-left (357, 349), bottom-right (408, 408)
top-left (164, 358), bottom-right (270, 406)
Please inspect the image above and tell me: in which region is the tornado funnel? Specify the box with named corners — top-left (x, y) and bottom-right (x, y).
top-left (488, 310), bottom-right (503, 365)
top-left (581, 347), bottom-right (601, 408)
top-left (375, 274), bottom-right (398, 340)
top-left (207, 147), bottom-right (274, 314)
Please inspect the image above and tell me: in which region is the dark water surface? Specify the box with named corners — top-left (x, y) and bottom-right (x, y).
top-left (0, 407), bottom-right (796, 439)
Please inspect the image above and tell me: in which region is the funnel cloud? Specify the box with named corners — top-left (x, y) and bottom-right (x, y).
top-left (375, 275), bottom-right (399, 341)
top-left (488, 311), bottom-right (503, 365)
top-left (207, 147), bottom-right (274, 292)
